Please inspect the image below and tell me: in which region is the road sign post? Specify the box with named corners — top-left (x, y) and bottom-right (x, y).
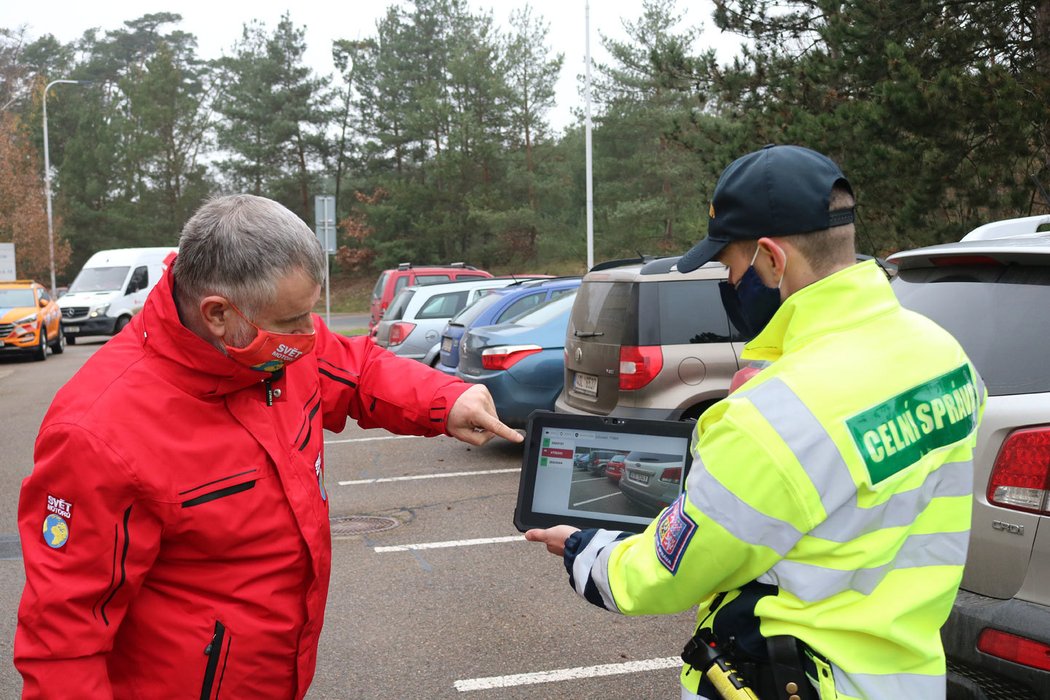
top-left (314, 195), bottom-right (336, 326)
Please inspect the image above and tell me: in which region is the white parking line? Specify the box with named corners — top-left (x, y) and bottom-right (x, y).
top-left (324, 435), bottom-right (424, 445)
top-left (374, 536), bottom-right (523, 553)
top-left (453, 657), bottom-right (681, 692)
top-left (572, 492), bottom-right (623, 507)
top-left (338, 468), bottom-right (518, 486)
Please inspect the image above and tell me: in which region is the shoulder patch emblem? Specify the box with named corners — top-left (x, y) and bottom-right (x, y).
top-left (655, 495), bottom-right (697, 574)
top-left (43, 514), bottom-right (69, 549)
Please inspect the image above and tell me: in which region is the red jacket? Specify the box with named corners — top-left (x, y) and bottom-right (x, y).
top-left (15, 265), bottom-right (470, 699)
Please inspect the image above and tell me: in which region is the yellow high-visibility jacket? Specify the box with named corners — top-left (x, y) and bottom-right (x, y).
top-left (563, 261), bottom-right (985, 699)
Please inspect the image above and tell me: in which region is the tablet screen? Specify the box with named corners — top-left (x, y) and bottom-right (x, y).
top-left (515, 412), bottom-right (694, 533)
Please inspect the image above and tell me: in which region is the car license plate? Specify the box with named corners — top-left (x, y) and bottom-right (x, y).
top-left (442, 337), bottom-right (453, 353)
top-left (573, 372), bottom-right (598, 396)
top-left (629, 471), bottom-right (650, 485)
top-left (64, 326), bottom-right (79, 333)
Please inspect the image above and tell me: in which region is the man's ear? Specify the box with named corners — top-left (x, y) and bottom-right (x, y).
top-left (199, 296), bottom-right (232, 339)
top-left (756, 237), bottom-right (788, 278)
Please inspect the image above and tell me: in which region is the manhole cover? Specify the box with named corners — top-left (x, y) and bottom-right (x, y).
top-left (330, 515), bottom-right (400, 537)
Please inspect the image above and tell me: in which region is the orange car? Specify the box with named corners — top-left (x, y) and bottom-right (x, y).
top-left (0, 280), bottom-right (64, 361)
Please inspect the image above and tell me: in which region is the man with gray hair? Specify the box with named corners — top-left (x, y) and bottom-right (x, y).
top-left (15, 194), bottom-right (521, 699)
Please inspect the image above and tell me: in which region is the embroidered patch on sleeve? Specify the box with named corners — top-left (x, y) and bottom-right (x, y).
top-left (42, 494), bottom-right (73, 550)
top-left (654, 494), bottom-right (697, 574)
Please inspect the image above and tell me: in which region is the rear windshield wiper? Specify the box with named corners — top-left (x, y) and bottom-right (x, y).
top-left (574, 330), bottom-right (604, 338)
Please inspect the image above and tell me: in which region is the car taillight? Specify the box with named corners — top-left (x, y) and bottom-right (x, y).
top-left (481, 344), bottom-right (542, 370)
top-left (388, 322), bottom-right (416, 346)
top-left (619, 346), bottom-right (663, 390)
top-left (987, 426), bottom-right (1050, 515)
top-left (659, 467), bottom-right (682, 484)
top-left (977, 629), bottom-right (1050, 671)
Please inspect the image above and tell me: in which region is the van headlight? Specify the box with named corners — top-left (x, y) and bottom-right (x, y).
top-left (89, 304), bottom-right (110, 318)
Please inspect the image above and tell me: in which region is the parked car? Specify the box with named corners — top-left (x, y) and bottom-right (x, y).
top-left (888, 215), bottom-right (1050, 699)
top-left (368, 262), bottom-right (492, 331)
top-left (436, 277), bottom-right (582, 375)
top-left (456, 292), bottom-right (577, 428)
top-left (373, 277), bottom-right (522, 364)
top-left (604, 454), bottom-right (627, 482)
top-left (617, 450), bottom-right (685, 516)
top-left (556, 256), bottom-right (745, 423)
top-left (0, 279), bottom-right (64, 361)
top-left (58, 247), bottom-right (176, 344)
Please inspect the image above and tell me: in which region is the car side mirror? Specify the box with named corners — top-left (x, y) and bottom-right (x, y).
top-left (39, 298), bottom-right (49, 307)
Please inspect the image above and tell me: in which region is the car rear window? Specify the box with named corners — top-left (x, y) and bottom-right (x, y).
top-left (892, 264), bottom-right (1050, 396)
top-left (498, 291), bottom-right (547, 322)
top-left (570, 281), bottom-right (638, 344)
top-left (416, 290), bottom-right (469, 319)
top-left (510, 292), bottom-right (576, 326)
top-left (385, 290), bottom-right (414, 320)
top-left (415, 274), bottom-right (451, 286)
top-left (372, 272), bottom-right (389, 300)
top-left (450, 291), bottom-right (503, 326)
top-left (642, 279), bottom-right (737, 345)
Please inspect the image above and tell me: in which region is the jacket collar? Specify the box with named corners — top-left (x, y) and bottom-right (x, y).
top-left (138, 260), bottom-right (270, 398)
top-left (741, 260), bottom-right (898, 363)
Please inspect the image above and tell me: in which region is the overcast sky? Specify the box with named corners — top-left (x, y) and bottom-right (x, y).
top-left (3, 0), bottom-right (744, 133)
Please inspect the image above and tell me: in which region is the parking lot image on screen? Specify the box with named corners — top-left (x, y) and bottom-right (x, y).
top-left (532, 428), bottom-right (690, 528)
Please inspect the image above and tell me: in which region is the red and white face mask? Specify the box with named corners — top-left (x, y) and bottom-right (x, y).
top-left (223, 301), bottom-right (316, 372)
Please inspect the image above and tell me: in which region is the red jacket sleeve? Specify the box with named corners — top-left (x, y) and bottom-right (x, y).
top-left (312, 321), bottom-right (471, 436)
top-left (15, 424), bottom-right (167, 699)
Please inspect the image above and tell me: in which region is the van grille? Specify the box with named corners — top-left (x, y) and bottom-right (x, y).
top-left (0, 323), bottom-right (14, 338)
top-left (61, 307), bottom-right (89, 320)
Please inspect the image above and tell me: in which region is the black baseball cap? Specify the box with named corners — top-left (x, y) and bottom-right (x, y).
top-left (678, 144), bottom-right (854, 273)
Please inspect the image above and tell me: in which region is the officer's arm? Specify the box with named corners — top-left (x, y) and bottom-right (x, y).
top-left (15, 425), bottom-right (166, 698)
top-left (562, 415), bottom-right (819, 616)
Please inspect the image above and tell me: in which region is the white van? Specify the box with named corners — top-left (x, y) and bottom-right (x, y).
top-left (58, 247), bottom-right (177, 344)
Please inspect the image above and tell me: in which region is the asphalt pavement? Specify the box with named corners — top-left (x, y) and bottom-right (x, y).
top-left (0, 339), bottom-right (697, 699)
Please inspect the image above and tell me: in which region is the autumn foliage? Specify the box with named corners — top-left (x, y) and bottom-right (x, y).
top-left (0, 112), bottom-right (71, 285)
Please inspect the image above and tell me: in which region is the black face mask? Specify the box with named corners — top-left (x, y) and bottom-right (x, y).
top-left (719, 266), bottom-right (782, 339)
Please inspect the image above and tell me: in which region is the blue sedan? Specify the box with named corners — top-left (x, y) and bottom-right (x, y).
top-left (436, 277), bottom-right (581, 375)
top-left (456, 292), bottom-right (576, 428)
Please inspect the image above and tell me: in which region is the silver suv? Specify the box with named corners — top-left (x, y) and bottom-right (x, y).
top-left (555, 256), bottom-right (743, 422)
top-left (889, 215), bottom-right (1050, 699)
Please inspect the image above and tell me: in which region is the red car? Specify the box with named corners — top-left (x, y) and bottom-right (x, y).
top-left (369, 262), bottom-right (491, 331)
top-left (604, 454), bottom-right (627, 482)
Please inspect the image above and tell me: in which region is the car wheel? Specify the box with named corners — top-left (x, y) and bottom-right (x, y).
top-left (34, 329), bottom-right (48, 362)
top-left (114, 316), bottom-right (129, 335)
top-left (50, 327), bottom-right (65, 355)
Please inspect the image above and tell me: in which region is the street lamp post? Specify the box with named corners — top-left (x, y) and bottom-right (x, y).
top-left (42, 79), bottom-right (87, 294)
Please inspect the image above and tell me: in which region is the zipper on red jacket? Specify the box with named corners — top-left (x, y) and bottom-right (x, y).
top-left (200, 620), bottom-right (230, 699)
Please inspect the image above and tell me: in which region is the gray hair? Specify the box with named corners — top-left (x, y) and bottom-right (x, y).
top-left (174, 194), bottom-right (326, 314)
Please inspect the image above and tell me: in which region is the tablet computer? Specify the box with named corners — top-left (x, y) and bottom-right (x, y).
top-left (514, 411), bottom-right (695, 534)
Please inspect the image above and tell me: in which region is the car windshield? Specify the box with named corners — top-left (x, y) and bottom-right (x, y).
top-left (68, 266), bottom-right (130, 293)
top-left (892, 264), bottom-right (1050, 396)
top-left (0, 289), bottom-right (36, 306)
top-left (450, 291), bottom-right (503, 326)
top-left (509, 292), bottom-right (576, 326)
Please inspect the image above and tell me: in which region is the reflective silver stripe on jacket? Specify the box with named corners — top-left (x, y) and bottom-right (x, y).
top-left (760, 530), bottom-right (969, 602)
top-left (834, 665), bottom-right (947, 700)
top-left (811, 459), bottom-right (972, 542)
top-left (573, 529), bottom-right (622, 610)
top-left (743, 378), bottom-right (856, 516)
top-left (590, 538), bottom-right (622, 613)
top-left (686, 457), bottom-right (804, 556)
